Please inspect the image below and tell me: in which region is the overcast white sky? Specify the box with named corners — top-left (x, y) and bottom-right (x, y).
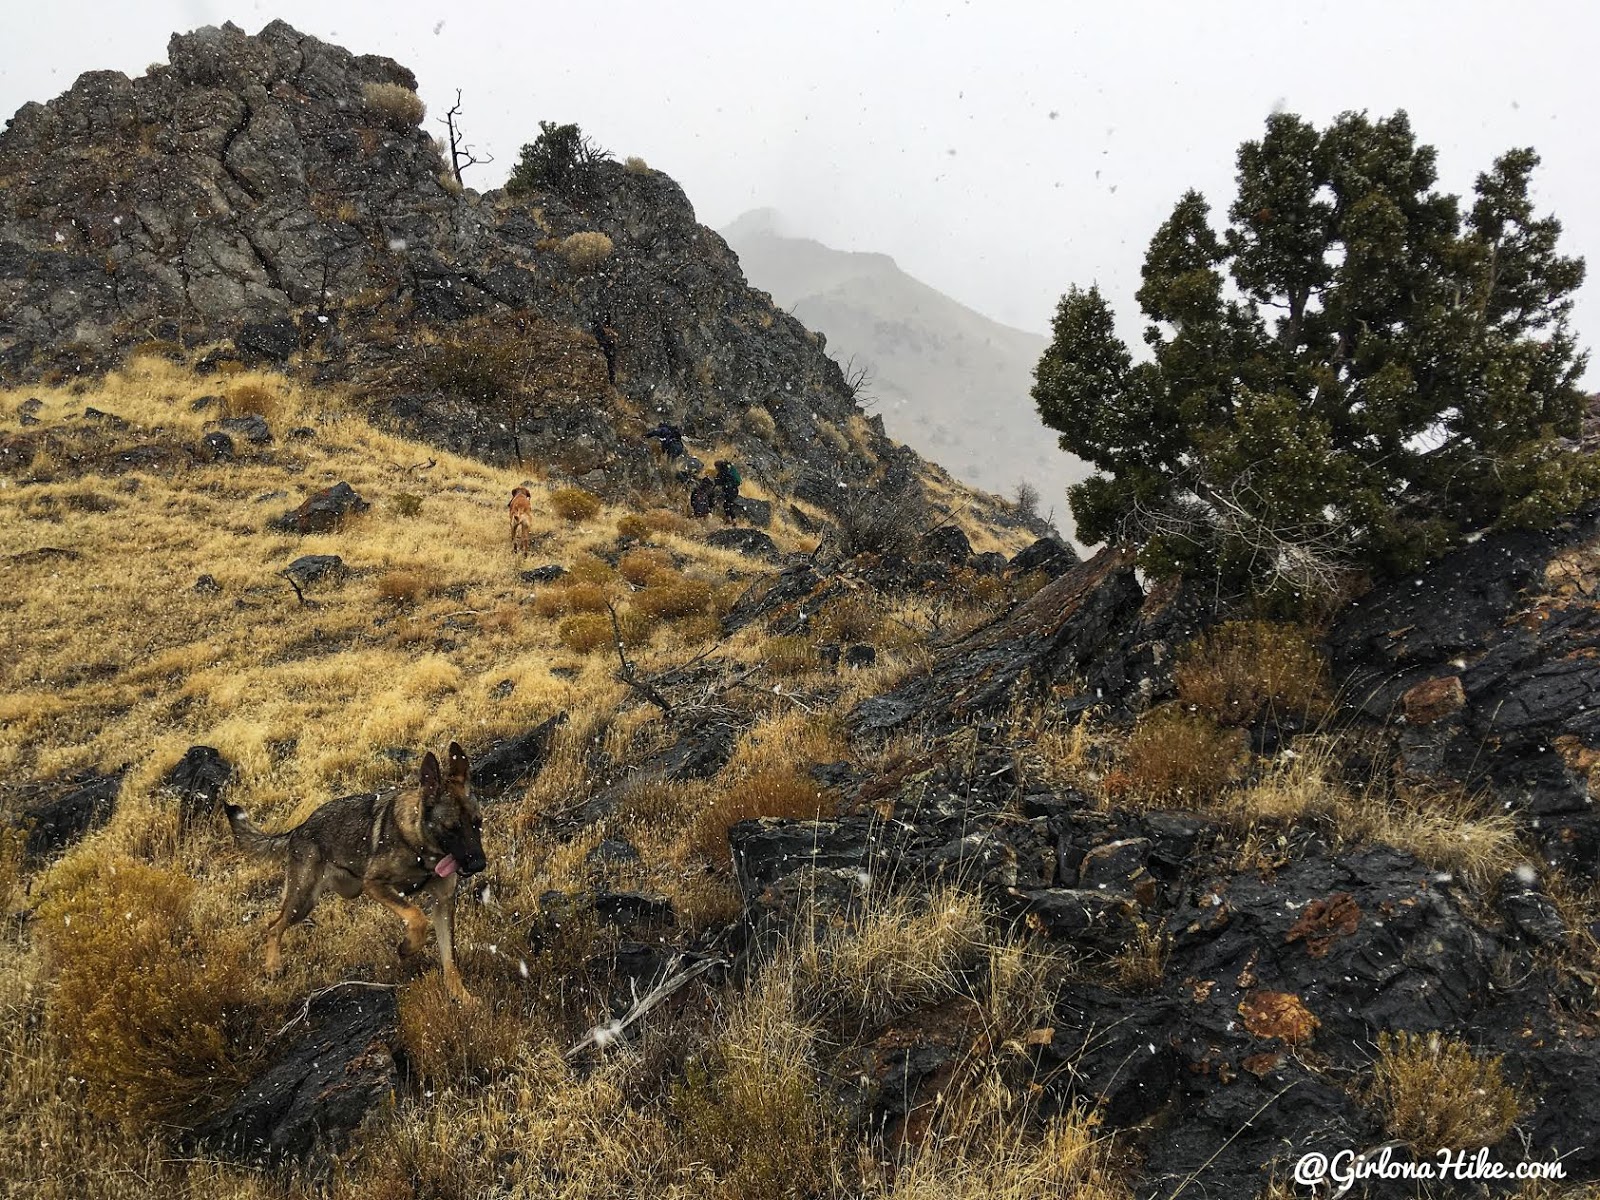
top-left (4, 2), bottom-right (1597, 382)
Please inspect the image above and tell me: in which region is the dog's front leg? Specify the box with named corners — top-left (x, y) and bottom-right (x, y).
top-left (429, 880), bottom-right (475, 1005)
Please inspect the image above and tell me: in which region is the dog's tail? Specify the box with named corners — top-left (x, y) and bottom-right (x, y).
top-left (222, 803), bottom-right (290, 859)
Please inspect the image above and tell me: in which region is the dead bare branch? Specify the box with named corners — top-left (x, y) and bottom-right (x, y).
top-left (565, 955), bottom-right (728, 1059)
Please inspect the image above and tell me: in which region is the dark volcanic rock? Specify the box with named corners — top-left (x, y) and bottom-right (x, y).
top-left (1008, 535), bottom-right (1078, 577)
top-left (703, 527), bottom-right (782, 561)
top-left (520, 564), bottom-right (567, 584)
top-left (1331, 503), bottom-right (1600, 871)
top-left (283, 554), bottom-right (345, 586)
top-left (17, 768), bottom-right (127, 860)
top-left (471, 712), bottom-right (567, 796)
top-left (234, 317), bottom-right (300, 362)
top-left (199, 430), bottom-right (235, 460)
top-left (188, 985), bottom-right (397, 1164)
top-left (220, 413), bottom-right (273, 444)
top-left (843, 643), bottom-right (877, 669)
top-left (162, 745), bottom-right (233, 824)
top-left (850, 548), bottom-right (1144, 736)
top-left (274, 482), bottom-right (368, 533)
top-left (721, 563), bottom-right (822, 634)
top-left (919, 523), bottom-right (972, 565)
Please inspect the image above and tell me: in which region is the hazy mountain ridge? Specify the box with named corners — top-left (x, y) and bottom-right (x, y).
top-left (722, 208), bottom-right (1090, 528)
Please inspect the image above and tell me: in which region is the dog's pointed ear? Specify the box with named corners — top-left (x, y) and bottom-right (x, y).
top-left (420, 750), bottom-right (442, 797)
top-left (395, 751), bottom-right (439, 847)
top-left (447, 741), bottom-right (470, 783)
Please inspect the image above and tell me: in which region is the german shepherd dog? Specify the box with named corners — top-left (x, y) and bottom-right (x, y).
top-left (223, 742), bottom-right (487, 1002)
top-left (509, 486), bottom-right (535, 554)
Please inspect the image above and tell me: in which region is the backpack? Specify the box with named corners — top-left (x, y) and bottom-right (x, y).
top-left (726, 463), bottom-right (742, 487)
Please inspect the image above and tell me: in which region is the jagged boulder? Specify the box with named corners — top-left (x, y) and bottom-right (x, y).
top-left (162, 745), bottom-right (233, 825)
top-left (273, 483), bottom-right (368, 533)
top-left (187, 985), bottom-right (397, 1164)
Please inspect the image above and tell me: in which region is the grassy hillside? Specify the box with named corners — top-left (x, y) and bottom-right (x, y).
top-left (0, 356), bottom-right (1065, 1199)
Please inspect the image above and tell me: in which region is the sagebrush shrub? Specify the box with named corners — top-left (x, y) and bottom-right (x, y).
top-left (1120, 707), bottom-right (1247, 804)
top-left (1175, 621), bottom-right (1329, 726)
top-left (36, 855), bottom-right (252, 1124)
top-left (550, 487), bottom-right (602, 522)
top-left (362, 82), bottom-right (425, 129)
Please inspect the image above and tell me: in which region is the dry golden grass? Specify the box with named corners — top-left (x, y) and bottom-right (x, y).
top-left (34, 854), bottom-right (255, 1125)
top-left (673, 967), bottom-right (837, 1200)
top-left (558, 230), bottom-right (615, 271)
top-left (797, 888), bottom-right (987, 1026)
top-left (223, 379), bottom-right (283, 421)
top-left (1228, 749), bottom-right (1520, 887)
top-left (1174, 620), bottom-right (1330, 727)
top-left (1116, 708), bottom-right (1249, 806)
top-left (1367, 1030), bottom-right (1526, 1150)
top-left (1108, 919), bottom-right (1170, 992)
top-left (630, 571), bottom-right (713, 621)
top-left (687, 766), bottom-right (831, 865)
top-left (361, 81), bottom-right (425, 128)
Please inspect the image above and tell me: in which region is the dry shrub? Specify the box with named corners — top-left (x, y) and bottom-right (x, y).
top-left (814, 595), bottom-right (882, 643)
top-left (632, 573), bottom-right (713, 621)
top-left (390, 491), bottom-right (424, 518)
top-left (550, 487), bottom-right (602, 522)
top-left (1121, 708), bottom-right (1248, 805)
top-left (1367, 1030), bottom-right (1525, 1150)
top-left (377, 569), bottom-right (427, 604)
top-left (558, 231), bottom-right (615, 271)
top-left (688, 767), bottom-right (829, 864)
top-left (362, 81), bottom-right (426, 129)
top-left (1175, 621), bottom-right (1329, 727)
top-left (643, 508), bottom-right (692, 536)
top-left (224, 381), bottom-right (278, 421)
top-left (744, 406), bottom-right (778, 440)
top-left (616, 513), bottom-right (651, 542)
top-left (758, 634), bottom-right (816, 677)
top-left (673, 969), bottom-right (836, 1200)
top-left (35, 855), bottom-right (252, 1124)
top-left (798, 888), bottom-right (986, 1027)
top-left (396, 974), bottom-right (528, 1087)
top-left (567, 554), bottom-right (618, 584)
top-left (624, 155), bottom-right (651, 173)
top-left (619, 547), bottom-right (672, 585)
top-left (534, 581), bottom-right (610, 617)
top-left (560, 608), bottom-right (649, 654)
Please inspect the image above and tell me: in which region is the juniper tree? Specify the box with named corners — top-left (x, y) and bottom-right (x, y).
top-left (1033, 111), bottom-right (1592, 596)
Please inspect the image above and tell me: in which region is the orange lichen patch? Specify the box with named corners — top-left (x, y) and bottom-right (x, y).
top-left (1242, 1051), bottom-right (1284, 1077)
top-left (1401, 675), bottom-right (1466, 725)
top-left (1285, 892), bottom-right (1361, 958)
top-left (1238, 990), bottom-right (1320, 1045)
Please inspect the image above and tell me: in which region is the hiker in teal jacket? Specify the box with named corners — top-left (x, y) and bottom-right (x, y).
top-left (713, 460), bottom-right (742, 523)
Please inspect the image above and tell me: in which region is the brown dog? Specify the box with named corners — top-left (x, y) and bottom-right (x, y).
top-left (223, 743), bottom-right (486, 1002)
top-left (509, 486), bottom-right (534, 553)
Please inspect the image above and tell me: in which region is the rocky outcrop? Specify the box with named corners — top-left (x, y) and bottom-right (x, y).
top-left (0, 22), bottom-right (1027, 530)
top-left (850, 547), bottom-right (1207, 736)
top-left (732, 729), bottom-right (1600, 1195)
top-left (1332, 503), bottom-right (1600, 872)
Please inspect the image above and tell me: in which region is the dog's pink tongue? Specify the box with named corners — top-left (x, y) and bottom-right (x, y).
top-left (434, 854), bottom-right (458, 878)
